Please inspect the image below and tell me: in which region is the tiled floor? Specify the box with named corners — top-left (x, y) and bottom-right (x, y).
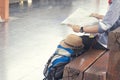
top-left (0, 0), bottom-right (108, 80)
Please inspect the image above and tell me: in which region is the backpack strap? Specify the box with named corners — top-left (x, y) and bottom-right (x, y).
top-left (43, 47), bottom-right (73, 80)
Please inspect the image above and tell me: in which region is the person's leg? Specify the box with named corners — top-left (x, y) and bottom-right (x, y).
top-left (92, 41), bottom-right (107, 50)
top-left (81, 36), bottom-right (107, 50)
top-left (81, 36), bottom-right (95, 50)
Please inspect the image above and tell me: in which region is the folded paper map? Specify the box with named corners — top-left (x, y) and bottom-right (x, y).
top-left (61, 8), bottom-right (98, 26)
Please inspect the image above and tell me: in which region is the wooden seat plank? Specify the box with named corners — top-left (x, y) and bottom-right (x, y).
top-left (63, 49), bottom-right (106, 80)
top-left (83, 51), bottom-right (109, 80)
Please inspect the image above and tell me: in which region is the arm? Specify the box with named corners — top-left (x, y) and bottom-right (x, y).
top-left (98, 0), bottom-right (120, 33)
top-left (68, 24), bottom-right (98, 33)
top-left (68, 0), bottom-right (120, 33)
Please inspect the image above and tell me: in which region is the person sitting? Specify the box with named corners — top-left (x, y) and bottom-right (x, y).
top-left (67, 0), bottom-right (120, 51)
top-left (43, 0), bottom-right (120, 79)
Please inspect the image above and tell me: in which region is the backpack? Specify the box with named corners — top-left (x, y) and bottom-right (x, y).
top-left (43, 45), bottom-right (85, 80)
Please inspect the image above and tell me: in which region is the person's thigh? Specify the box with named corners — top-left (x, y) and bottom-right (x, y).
top-left (80, 36), bottom-right (95, 50)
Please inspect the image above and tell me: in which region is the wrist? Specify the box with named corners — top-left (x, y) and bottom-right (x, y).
top-left (80, 27), bottom-right (84, 33)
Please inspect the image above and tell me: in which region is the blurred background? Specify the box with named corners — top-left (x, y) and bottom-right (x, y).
top-left (0, 0), bottom-right (108, 80)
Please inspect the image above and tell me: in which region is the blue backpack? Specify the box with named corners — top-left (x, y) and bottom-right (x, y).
top-left (43, 45), bottom-right (84, 80)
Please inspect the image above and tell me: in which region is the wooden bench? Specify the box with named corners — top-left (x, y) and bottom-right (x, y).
top-left (63, 27), bottom-right (120, 80)
top-left (63, 49), bottom-right (107, 80)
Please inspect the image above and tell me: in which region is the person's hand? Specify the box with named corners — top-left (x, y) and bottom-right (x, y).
top-left (89, 13), bottom-right (104, 19)
top-left (90, 13), bottom-right (99, 18)
top-left (67, 24), bottom-right (81, 33)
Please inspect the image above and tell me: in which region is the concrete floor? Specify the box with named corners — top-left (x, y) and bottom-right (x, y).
top-left (0, 0), bottom-right (108, 80)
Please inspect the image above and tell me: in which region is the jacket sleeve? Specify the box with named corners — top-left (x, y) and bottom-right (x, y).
top-left (98, 0), bottom-right (120, 33)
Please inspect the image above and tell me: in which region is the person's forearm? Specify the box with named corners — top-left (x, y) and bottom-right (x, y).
top-left (83, 25), bottom-right (99, 33)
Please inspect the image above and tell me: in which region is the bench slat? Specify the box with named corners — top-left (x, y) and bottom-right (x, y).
top-left (63, 49), bottom-right (106, 80)
top-left (84, 51), bottom-right (109, 80)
